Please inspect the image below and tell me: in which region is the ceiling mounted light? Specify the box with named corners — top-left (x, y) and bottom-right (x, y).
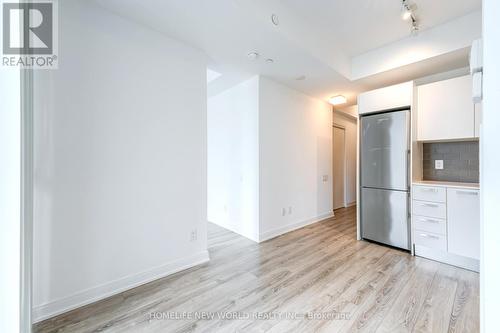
top-left (329, 95), bottom-right (347, 106)
top-left (401, 0), bottom-right (419, 35)
top-left (247, 52), bottom-right (259, 60)
top-left (401, 1), bottom-right (412, 20)
top-left (402, 8), bottom-right (412, 20)
top-left (266, 58), bottom-right (274, 63)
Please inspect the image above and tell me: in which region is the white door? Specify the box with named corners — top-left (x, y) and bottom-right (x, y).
top-left (333, 126), bottom-right (345, 210)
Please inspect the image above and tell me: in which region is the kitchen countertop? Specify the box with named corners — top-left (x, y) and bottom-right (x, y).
top-left (413, 180), bottom-right (480, 189)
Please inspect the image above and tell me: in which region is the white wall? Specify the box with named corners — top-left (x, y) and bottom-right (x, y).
top-left (481, 1), bottom-right (500, 331)
top-left (207, 76), bottom-right (260, 241)
top-left (32, 0), bottom-right (208, 321)
top-left (0, 70), bottom-right (21, 333)
top-left (333, 108), bottom-right (358, 206)
top-left (259, 77), bottom-right (333, 240)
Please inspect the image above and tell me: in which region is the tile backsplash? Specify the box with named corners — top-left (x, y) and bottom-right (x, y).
top-left (422, 141), bottom-right (479, 183)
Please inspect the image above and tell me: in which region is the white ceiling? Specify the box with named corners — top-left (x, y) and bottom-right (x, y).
top-left (281, 0), bottom-right (482, 57)
top-left (93, 0), bottom-right (481, 105)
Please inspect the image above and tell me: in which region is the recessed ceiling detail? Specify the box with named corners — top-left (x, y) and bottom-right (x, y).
top-left (94, 0), bottom-right (482, 102)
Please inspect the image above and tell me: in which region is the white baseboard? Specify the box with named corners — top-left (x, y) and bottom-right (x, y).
top-left (345, 201), bottom-right (357, 208)
top-left (33, 250), bottom-right (210, 323)
top-left (259, 212), bottom-right (334, 242)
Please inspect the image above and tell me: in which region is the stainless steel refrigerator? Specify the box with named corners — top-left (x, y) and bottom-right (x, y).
top-left (360, 109), bottom-right (411, 250)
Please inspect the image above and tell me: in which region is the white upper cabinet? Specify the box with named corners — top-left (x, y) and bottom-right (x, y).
top-left (417, 75), bottom-right (474, 141)
top-left (447, 188), bottom-right (480, 260)
top-left (358, 81), bottom-right (413, 115)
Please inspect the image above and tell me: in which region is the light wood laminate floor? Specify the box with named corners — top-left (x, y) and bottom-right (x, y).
top-left (34, 207), bottom-right (479, 333)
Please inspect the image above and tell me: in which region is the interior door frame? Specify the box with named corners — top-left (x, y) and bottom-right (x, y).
top-left (332, 123), bottom-right (347, 209)
top-left (21, 67), bottom-right (34, 332)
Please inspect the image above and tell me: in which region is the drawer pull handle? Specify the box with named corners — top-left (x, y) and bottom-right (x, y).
top-left (456, 190), bottom-right (478, 196)
top-left (422, 188), bottom-right (437, 192)
top-left (421, 218), bottom-right (440, 224)
top-left (420, 233), bottom-right (440, 240)
top-left (421, 203), bottom-right (439, 208)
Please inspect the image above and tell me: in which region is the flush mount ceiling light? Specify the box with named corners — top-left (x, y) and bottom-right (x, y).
top-left (401, 0), bottom-right (419, 35)
top-left (247, 52), bottom-right (259, 60)
top-left (271, 14), bottom-right (279, 26)
top-left (329, 95), bottom-right (347, 106)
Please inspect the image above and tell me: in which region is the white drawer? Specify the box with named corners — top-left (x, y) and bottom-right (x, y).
top-left (413, 200), bottom-right (447, 219)
top-left (414, 230), bottom-right (447, 251)
top-left (413, 215), bottom-right (446, 235)
top-left (413, 185), bottom-right (446, 203)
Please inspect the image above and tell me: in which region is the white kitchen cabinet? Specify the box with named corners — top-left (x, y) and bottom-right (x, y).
top-left (447, 188), bottom-right (480, 259)
top-left (358, 81), bottom-right (413, 115)
top-left (413, 185), bottom-right (446, 203)
top-left (474, 103), bottom-right (482, 138)
top-left (412, 183), bottom-right (480, 271)
top-left (414, 216), bottom-right (447, 236)
top-left (414, 231), bottom-right (447, 251)
top-left (417, 75), bottom-right (474, 141)
top-left (413, 200), bottom-right (447, 219)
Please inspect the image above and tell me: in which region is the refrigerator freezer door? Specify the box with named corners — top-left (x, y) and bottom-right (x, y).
top-left (361, 110), bottom-right (410, 191)
top-left (361, 187), bottom-right (410, 250)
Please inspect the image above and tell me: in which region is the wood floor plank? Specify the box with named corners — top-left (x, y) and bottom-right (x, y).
top-left (413, 265), bottom-right (459, 333)
top-left (311, 250), bottom-right (415, 333)
top-left (448, 268), bottom-right (480, 333)
top-left (374, 258), bottom-right (440, 333)
top-left (33, 206), bottom-right (479, 333)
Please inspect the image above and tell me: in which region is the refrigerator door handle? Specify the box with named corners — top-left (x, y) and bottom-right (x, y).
top-left (407, 149), bottom-right (411, 191)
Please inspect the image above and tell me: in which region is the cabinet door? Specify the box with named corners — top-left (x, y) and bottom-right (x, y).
top-left (447, 188), bottom-right (480, 259)
top-left (417, 75), bottom-right (474, 141)
top-left (358, 81), bottom-right (413, 114)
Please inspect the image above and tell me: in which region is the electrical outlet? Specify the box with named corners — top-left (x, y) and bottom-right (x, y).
top-left (282, 208), bottom-right (286, 216)
top-left (435, 160), bottom-right (444, 170)
top-left (322, 175), bottom-right (328, 182)
top-left (288, 206), bottom-right (292, 215)
top-left (190, 229), bottom-right (197, 242)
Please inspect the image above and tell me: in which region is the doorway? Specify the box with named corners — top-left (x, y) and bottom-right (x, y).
top-left (333, 124), bottom-right (346, 210)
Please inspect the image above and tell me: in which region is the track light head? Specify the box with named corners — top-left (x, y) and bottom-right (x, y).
top-left (402, 2), bottom-right (412, 20)
top-left (401, 0), bottom-right (419, 35)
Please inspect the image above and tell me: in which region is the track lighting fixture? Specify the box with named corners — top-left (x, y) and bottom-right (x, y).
top-left (401, 0), bottom-right (419, 35)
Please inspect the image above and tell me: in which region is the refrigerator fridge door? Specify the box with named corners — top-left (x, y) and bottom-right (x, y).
top-left (361, 110), bottom-right (410, 191)
top-left (361, 187), bottom-right (410, 250)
